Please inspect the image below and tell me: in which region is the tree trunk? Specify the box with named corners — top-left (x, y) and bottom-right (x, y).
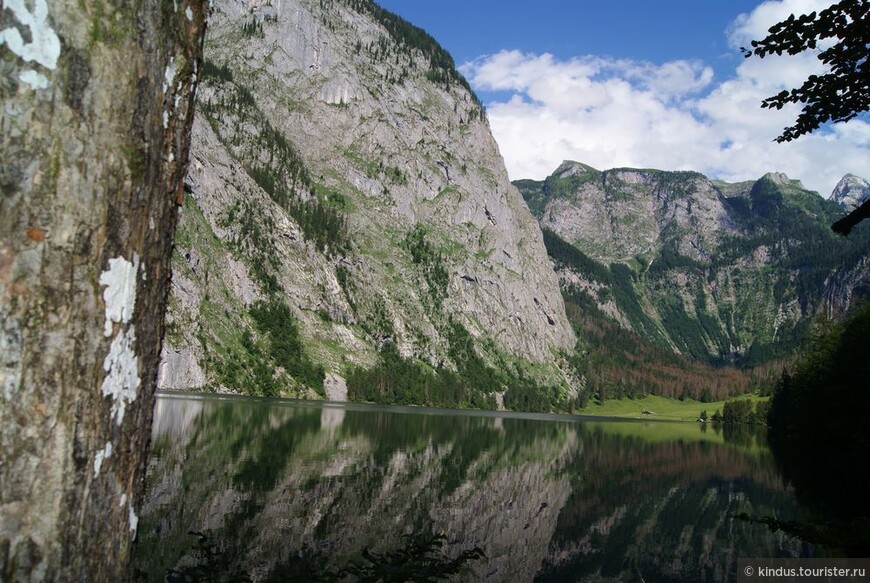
top-left (0, 1), bottom-right (207, 580)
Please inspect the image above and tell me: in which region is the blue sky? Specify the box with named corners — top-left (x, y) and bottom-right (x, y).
top-left (377, 2), bottom-right (760, 70)
top-left (376, 1), bottom-right (869, 196)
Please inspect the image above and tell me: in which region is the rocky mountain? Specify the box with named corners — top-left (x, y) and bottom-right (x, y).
top-left (158, 0), bottom-right (576, 404)
top-left (517, 162), bottom-right (870, 367)
top-left (832, 173), bottom-right (870, 210)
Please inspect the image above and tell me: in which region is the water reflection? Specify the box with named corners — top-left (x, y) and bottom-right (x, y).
top-left (135, 394), bottom-right (816, 582)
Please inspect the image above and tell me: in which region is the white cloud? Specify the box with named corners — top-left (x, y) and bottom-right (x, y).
top-left (461, 0), bottom-right (868, 196)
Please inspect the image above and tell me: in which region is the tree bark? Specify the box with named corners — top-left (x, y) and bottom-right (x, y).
top-left (0, 1), bottom-right (207, 580)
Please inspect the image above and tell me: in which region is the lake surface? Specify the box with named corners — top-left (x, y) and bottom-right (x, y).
top-left (135, 392), bottom-right (818, 582)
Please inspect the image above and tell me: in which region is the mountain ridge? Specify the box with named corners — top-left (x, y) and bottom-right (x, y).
top-left (517, 161), bottom-right (870, 367)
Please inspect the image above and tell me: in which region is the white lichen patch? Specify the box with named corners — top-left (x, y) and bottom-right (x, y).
top-left (119, 493), bottom-right (127, 508)
top-left (100, 255), bottom-right (139, 337)
top-left (99, 255), bottom-right (141, 425)
top-left (0, 0), bottom-right (61, 89)
top-left (129, 505), bottom-right (139, 534)
top-left (100, 327), bottom-right (140, 425)
top-left (185, 6), bottom-right (194, 21)
top-left (18, 70), bottom-right (49, 89)
top-left (93, 441), bottom-right (114, 477)
top-left (163, 57), bottom-right (176, 94)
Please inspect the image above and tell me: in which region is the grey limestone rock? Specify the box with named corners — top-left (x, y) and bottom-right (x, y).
top-left (160, 0), bottom-right (576, 395)
top-left (832, 173), bottom-right (870, 210)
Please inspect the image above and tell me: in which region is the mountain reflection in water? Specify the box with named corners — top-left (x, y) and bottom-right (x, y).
top-left (135, 393), bottom-right (818, 582)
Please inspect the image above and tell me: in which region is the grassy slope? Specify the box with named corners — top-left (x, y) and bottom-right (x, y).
top-left (580, 394), bottom-right (770, 422)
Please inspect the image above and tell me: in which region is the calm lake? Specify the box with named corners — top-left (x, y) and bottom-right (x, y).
top-left (134, 392), bottom-right (819, 582)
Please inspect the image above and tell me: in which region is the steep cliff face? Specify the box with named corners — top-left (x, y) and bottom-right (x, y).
top-left (519, 162), bottom-right (870, 365)
top-left (160, 0), bottom-right (575, 398)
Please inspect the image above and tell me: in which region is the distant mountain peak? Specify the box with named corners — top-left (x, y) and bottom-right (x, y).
top-left (761, 171), bottom-right (790, 184)
top-left (758, 171), bottom-right (809, 191)
top-left (832, 174), bottom-right (870, 209)
top-left (554, 160), bottom-right (595, 179)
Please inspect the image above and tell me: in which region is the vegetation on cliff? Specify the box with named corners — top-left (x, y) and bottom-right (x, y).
top-left (346, 320), bottom-right (578, 413)
top-left (336, 0), bottom-right (485, 115)
top-left (544, 229), bottom-right (772, 403)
